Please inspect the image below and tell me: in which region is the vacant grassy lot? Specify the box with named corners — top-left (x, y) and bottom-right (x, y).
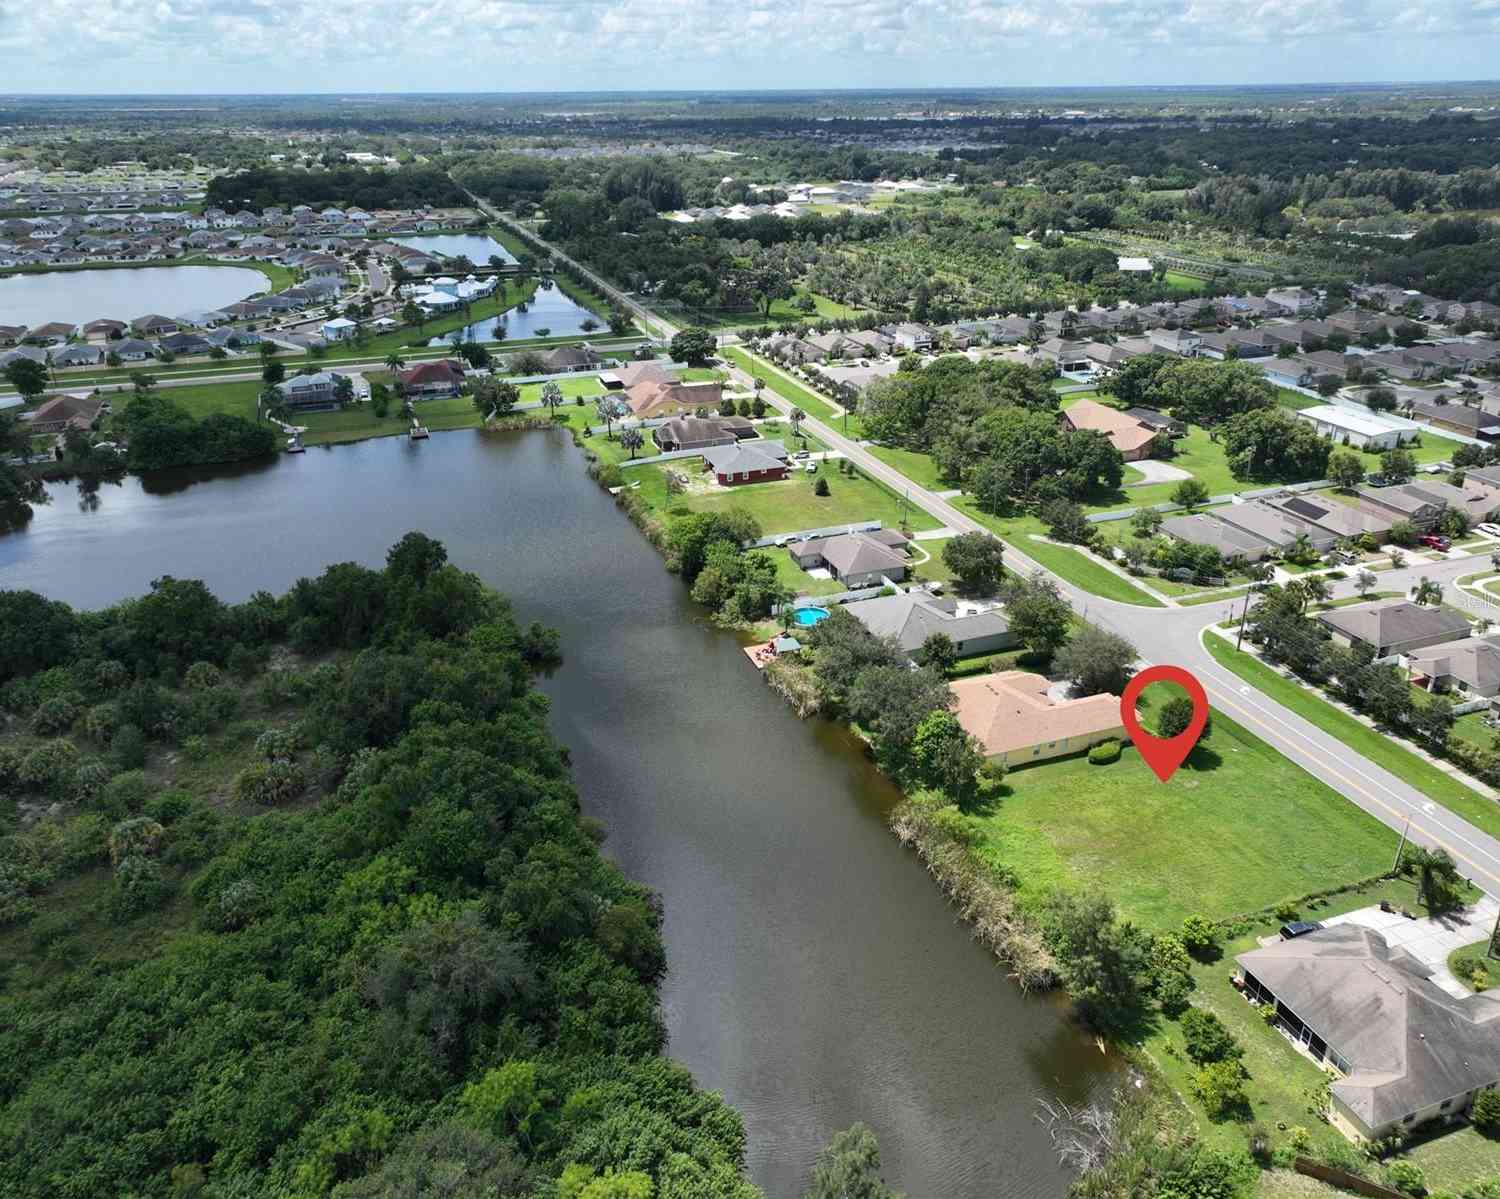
top-left (629, 457), bottom-right (939, 536)
top-left (866, 444), bottom-right (948, 490)
top-left (299, 396), bottom-right (483, 445)
top-left (1203, 634), bottom-right (1500, 842)
top-left (965, 709), bottom-right (1396, 930)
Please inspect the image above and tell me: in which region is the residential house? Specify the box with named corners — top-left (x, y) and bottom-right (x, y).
top-left (131, 314), bottom-right (178, 337)
top-left (787, 530), bottom-right (909, 587)
top-left (624, 379), bottom-right (723, 420)
top-left (599, 360), bottom-right (676, 391)
top-left (320, 318), bottom-right (357, 342)
top-left (540, 345), bottom-right (600, 373)
top-left (700, 439), bottom-right (789, 486)
top-left (1265, 287), bottom-right (1320, 315)
top-left (1237, 926), bottom-right (1500, 1142)
top-left (1062, 399), bottom-right (1159, 460)
top-left (1317, 598), bottom-right (1471, 659)
top-left (81, 318), bottom-right (127, 342)
top-left (1123, 407), bottom-right (1185, 436)
top-left (1160, 513), bottom-right (1277, 563)
top-left (50, 343), bottom-right (104, 368)
top-left (0, 345), bottom-right (49, 369)
top-left (951, 671), bottom-right (1126, 767)
top-left (845, 590), bottom-right (1017, 656)
top-left (1407, 638), bottom-right (1500, 700)
top-left (1404, 397), bottom-right (1500, 441)
top-left (398, 359), bottom-right (465, 398)
top-left (1035, 338), bottom-right (1093, 373)
top-left (1198, 328), bottom-right (1277, 360)
top-left (24, 321), bottom-right (75, 346)
top-left (23, 392), bottom-right (102, 434)
top-left (277, 372), bottom-right (344, 410)
top-left (0, 324), bottom-right (25, 346)
top-left (1149, 327), bottom-right (1201, 357)
top-left (110, 338), bottom-right (157, 362)
top-left (652, 415), bottom-right (752, 452)
top-left (1264, 493), bottom-right (1392, 543)
top-left (1296, 404), bottom-right (1416, 450)
top-left (887, 323), bottom-right (936, 352)
top-left (157, 332), bottom-right (213, 356)
top-left (1216, 500), bottom-right (1336, 552)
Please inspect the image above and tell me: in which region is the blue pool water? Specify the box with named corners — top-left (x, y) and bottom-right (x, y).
top-left (793, 606), bottom-right (830, 627)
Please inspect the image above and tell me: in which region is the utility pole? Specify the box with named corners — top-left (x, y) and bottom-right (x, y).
top-left (1235, 587), bottom-right (1255, 652)
top-left (1392, 814), bottom-right (1412, 874)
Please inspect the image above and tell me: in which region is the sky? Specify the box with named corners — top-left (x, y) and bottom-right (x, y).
top-left (1, 0), bottom-right (1499, 94)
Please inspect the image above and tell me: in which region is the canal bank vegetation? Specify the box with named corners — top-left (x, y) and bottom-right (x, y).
top-left (0, 534), bottom-right (765, 1199)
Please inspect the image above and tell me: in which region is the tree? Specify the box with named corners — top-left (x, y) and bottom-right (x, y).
top-left (1055, 625), bottom-right (1137, 696)
top-left (539, 381), bottom-right (564, 415)
top-left (917, 632), bottom-right (958, 673)
top-left (401, 299), bottom-right (425, 330)
top-left (1220, 407), bottom-right (1331, 481)
top-left (620, 427), bottom-right (644, 459)
top-left (1381, 446), bottom-right (1417, 484)
top-left (669, 327), bottom-right (715, 366)
top-left (333, 374), bottom-right (355, 409)
top-left (1157, 695), bottom-right (1204, 740)
top-left (3, 357), bottom-right (48, 404)
top-left (384, 352), bottom-right (406, 373)
top-left (595, 395), bottom-right (622, 439)
top-left (909, 709), bottom-right (985, 805)
top-left (1041, 497), bottom-right (1094, 545)
top-left (1038, 890), bottom-right (1149, 1034)
top-left (1172, 478), bottom-right (1210, 509)
top-left (1314, 373), bottom-right (1343, 398)
top-left (1403, 846), bottom-right (1466, 913)
top-left (1355, 568), bottom-right (1378, 598)
top-left (1472, 1088), bottom-right (1500, 1136)
top-left (1153, 358), bottom-right (1275, 427)
top-left (1327, 449), bottom-right (1366, 491)
top-left (1001, 575), bottom-right (1073, 657)
top-left (1413, 576), bottom-right (1443, 606)
top-left (1180, 1008), bottom-right (1241, 1065)
top-left (258, 385), bottom-right (286, 424)
top-left (940, 533), bottom-right (1006, 595)
top-left (474, 379), bottom-right (519, 420)
top-left (803, 1123), bottom-right (903, 1199)
top-left (261, 358), bottom-right (286, 387)
top-left (1192, 1059), bottom-right (1248, 1120)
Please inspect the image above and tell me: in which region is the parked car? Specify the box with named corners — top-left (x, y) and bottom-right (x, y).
top-left (792, 450), bottom-right (810, 460)
top-left (1477, 523), bottom-right (1500, 538)
top-left (1279, 921), bottom-right (1323, 940)
top-left (1419, 534), bottom-right (1452, 551)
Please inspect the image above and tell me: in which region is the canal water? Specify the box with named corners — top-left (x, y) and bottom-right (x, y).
top-left (428, 279), bottom-right (600, 346)
top-left (0, 264), bottom-right (272, 327)
top-left (0, 432), bottom-right (1113, 1198)
top-left (392, 232), bottom-right (518, 264)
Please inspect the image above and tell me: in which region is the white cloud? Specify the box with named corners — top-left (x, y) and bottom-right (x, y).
top-left (1, 0), bottom-right (1498, 90)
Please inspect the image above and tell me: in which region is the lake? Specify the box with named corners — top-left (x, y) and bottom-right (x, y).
top-left (0, 433), bottom-right (1114, 1198)
top-left (428, 279), bottom-right (600, 345)
top-left (392, 232), bottom-right (518, 264)
top-left (0, 264), bottom-right (272, 328)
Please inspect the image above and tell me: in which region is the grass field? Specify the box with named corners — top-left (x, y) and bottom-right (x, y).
top-left (1203, 634), bottom-right (1500, 842)
top-left (965, 710), bottom-right (1397, 929)
top-left (684, 293), bottom-right (869, 330)
top-left (629, 458), bottom-right (940, 536)
top-left (722, 347), bottom-right (865, 437)
top-left (866, 444), bottom-right (949, 490)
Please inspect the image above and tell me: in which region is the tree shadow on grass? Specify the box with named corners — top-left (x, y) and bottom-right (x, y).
top-left (1183, 741), bottom-right (1224, 772)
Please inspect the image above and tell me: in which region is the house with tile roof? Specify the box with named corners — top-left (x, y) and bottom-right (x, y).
top-left (1062, 399), bottom-right (1159, 460)
top-left (950, 671), bottom-right (1126, 767)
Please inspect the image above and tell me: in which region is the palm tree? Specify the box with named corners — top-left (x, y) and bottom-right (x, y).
top-left (1403, 845), bottom-right (1464, 912)
top-left (1413, 577), bottom-right (1443, 606)
top-left (384, 352), bottom-right (406, 373)
top-left (789, 406), bottom-right (805, 444)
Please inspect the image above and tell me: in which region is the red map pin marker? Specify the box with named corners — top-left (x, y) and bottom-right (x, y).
top-left (1120, 665), bottom-right (1209, 783)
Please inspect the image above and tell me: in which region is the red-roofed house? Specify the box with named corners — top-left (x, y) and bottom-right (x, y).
top-left (399, 359), bottom-right (465, 397)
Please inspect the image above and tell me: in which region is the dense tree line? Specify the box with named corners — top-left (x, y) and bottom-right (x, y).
top-left (115, 389), bottom-right (278, 472)
top-left (0, 534), bottom-right (763, 1198)
top-left (204, 166), bottom-right (467, 213)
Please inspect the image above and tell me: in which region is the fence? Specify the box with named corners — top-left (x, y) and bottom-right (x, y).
top-left (747, 520), bottom-right (883, 549)
top-left (1292, 1158), bottom-right (1404, 1199)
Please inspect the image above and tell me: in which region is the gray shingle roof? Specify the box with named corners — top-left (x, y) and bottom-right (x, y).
top-left (1239, 925), bottom-right (1500, 1129)
top-left (846, 592), bottom-right (1010, 654)
top-left (1317, 599), bottom-right (1470, 652)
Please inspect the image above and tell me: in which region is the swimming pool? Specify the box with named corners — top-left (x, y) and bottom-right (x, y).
top-left (792, 606), bottom-right (830, 627)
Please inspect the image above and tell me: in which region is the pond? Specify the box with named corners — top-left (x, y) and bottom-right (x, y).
top-left (427, 279), bottom-right (601, 346)
top-left (0, 264), bottom-right (273, 328)
top-left (392, 232), bottom-right (518, 264)
top-left (0, 434), bottom-right (1116, 1198)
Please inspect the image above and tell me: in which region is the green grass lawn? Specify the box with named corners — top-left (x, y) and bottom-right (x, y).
top-left (685, 293), bottom-right (869, 329)
top-left (633, 460), bottom-right (940, 536)
top-left (966, 710), bottom-right (1397, 930)
top-left (1203, 634), bottom-right (1500, 843)
top-left (149, 380), bottom-right (263, 422)
top-left (298, 396), bottom-right (483, 446)
top-left (866, 444), bottom-right (948, 491)
top-left (770, 551), bottom-right (846, 599)
top-left (952, 502), bottom-right (1167, 606)
top-left (722, 347), bottom-right (865, 437)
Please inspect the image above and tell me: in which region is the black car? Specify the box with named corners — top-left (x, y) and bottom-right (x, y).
top-left (1279, 920), bottom-right (1323, 940)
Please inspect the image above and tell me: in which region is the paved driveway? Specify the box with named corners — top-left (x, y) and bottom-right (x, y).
top-left (1126, 459), bottom-right (1193, 485)
top-left (1324, 895), bottom-right (1500, 997)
